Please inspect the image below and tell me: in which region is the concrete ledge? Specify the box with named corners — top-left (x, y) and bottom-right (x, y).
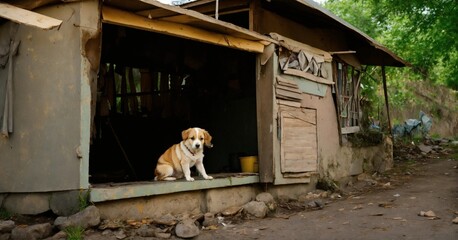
top-left (90, 175), bottom-right (259, 202)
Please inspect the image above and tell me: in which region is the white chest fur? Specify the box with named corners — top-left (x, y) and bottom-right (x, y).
top-left (179, 142), bottom-right (203, 165)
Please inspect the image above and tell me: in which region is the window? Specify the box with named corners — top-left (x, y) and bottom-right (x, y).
top-left (334, 61), bottom-right (361, 134)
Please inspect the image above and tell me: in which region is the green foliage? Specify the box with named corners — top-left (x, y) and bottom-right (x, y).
top-left (0, 208), bottom-right (13, 220)
top-left (325, 0), bottom-right (458, 90)
top-left (78, 190), bottom-right (91, 211)
top-left (347, 130), bottom-right (384, 147)
top-left (64, 226), bottom-right (85, 240)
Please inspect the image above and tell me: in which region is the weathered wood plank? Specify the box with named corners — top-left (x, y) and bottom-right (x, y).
top-left (276, 75), bottom-right (299, 88)
top-left (341, 126), bottom-right (360, 134)
top-left (280, 109), bottom-right (318, 173)
top-left (284, 69), bottom-right (334, 85)
top-left (276, 84), bottom-right (302, 94)
top-left (0, 3), bottom-right (62, 30)
top-left (139, 0), bottom-right (274, 43)
top-left (102, 6), bottom-right (265, 53)
top-left (276, 99), bottom-right (301, 108)
top-left (275, 88), bottom-right (302, 101)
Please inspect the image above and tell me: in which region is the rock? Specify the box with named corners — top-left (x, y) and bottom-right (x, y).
top-left (298, 192), bottom-right (320, 201)
top-left (307, 201), bottom-right (317, 208)
top-left (11, 223), bottom-right (53, 240)
top-left (44, 230), bottom-right (67, 240)
top-left (352, 204), bottom-right (363, 210)
top-left (0, 234), bottom-right (11, 240)
top-left (266, 202), bottom-right (277, 211)
top-left (101, 229), bottom-right (112, 236)
top-left (54, 205), bottom-right (101, 230)
top-left (243, 201), bottom-right (268, 218)
top-left (424, 210), bottom-right (436, 217)
top-left (418, 210), bottom-right (436, 217)
top-left (418, 144), bottom-right (433, 153)
top-left (256, 192), bottom-right (277, 211)
top-left (307, 200), bottom-right (324, 209)
top-left (202, 213), bottom-right (218, 227)
top-left (255, 192), bottom-right (274, 205)
top-left (330, 193), bottom-right (342, 199)
top-left (453, 217), bottom-right (458, 224)
top-left (98, 219), bottom-right (123, 230)
top-left (114, 229), bottom-right (126, 239)
top-left (3, 193), bottom-right (50, 215)
top-left (153, 213), bottom-right (177, 226)
top-left (0, 220), bottom-right (15, 233)
top-left (50, 191), bottom-right (85, 216)
top-left (221, 206), bottom-right (242, 216)
top-left (277, 195), bottom-right (294, 203)
top-left (357, 173), bottom-right (371, 181)
top-left (155, 232), bottom-right (172, 238)
top-left (320, 191), bottom-right (330, 198)
top-left (136, 225), bottom-right (155, 237)
top-left (175, 218), bottom-right (199, 239)
top-left (136, 225), bottom-right (172, 238)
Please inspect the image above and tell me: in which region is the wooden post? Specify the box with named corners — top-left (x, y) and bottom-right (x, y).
top-left (332, 61), bottom-right (343, 145)
top-left (381, 66), bottom-right (392, 135)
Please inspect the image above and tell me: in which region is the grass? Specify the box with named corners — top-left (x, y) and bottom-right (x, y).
top-left (78, 190), bottom-right (91, 211)
top-left (0, 208), bottom-right (13, 220)
top-left (64, 226), bottom-right (85, 240)
top-left (449, 142), bottom-right (458, 160)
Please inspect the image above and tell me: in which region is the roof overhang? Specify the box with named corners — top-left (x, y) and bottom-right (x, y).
top-left (261, 0), bottom-right (407, 67)
top-left (1, 0), bottom-right (407, 67)
top-left (102, 0), bottom-right (274, 53)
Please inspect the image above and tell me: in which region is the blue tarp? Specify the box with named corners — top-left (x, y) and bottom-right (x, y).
top-left (392, 111), bottom-right (432, 138)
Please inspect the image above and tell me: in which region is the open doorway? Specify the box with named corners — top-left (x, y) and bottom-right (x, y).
top-left (89, 23), bottom-right (258, 184)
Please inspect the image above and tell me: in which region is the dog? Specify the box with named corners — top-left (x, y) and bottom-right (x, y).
top-left (154, 127), bottom-right (214, 181)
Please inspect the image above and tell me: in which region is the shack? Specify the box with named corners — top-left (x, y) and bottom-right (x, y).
top-left (0, 0), bottom-right (405, 219)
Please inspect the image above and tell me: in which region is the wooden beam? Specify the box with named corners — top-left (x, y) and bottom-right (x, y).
top-left (0, 3), bottom-right (62, 30)
top-left (329, 50), bottom-right (356, 55)
top-left (102, 6), bottom-right (265, 53)
top-left (138, 0), bottom-right (273, 43)
top-left (341, 126), bottom-right (360, 134)
top-left (159, 8), bottom-right (249, 23)
top-left (381, 66), bottom-right (392, 135)
top-left (332, 61), bottom-right (343, 145)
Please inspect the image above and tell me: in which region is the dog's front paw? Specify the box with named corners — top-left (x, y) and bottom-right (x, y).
top-left (186, 177), bottom-right (195, 181)
top-left (204, 176), bottom-right (213, 180)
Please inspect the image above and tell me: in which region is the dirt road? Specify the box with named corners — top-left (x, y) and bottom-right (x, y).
top-left (197, 155), bottom-right (458, 240)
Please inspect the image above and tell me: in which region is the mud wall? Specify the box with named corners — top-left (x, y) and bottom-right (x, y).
top-left (0, 1), bottom-right (100, 192)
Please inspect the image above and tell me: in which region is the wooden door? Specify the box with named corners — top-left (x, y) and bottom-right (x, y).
top-left (280, 108), bottom-right (317, 174)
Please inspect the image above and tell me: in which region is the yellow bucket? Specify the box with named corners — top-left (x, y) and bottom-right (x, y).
top-left (239, 156), bottom-right (258, 173)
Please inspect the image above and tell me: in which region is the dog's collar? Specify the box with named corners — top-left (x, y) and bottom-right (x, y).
top-left (182, 142), bottom-right (195, 156)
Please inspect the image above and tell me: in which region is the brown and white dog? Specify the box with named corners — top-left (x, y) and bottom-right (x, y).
top-left (154, 127), bottom-right (214, 181)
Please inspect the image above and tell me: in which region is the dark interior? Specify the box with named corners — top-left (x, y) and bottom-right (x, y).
top-left (89, 23), bottom-right (258, 183)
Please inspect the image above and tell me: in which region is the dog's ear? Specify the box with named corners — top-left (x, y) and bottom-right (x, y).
top-left (202, 129), bottom-right (213, 148)
top-left (182, 128), bottom-right (192, 140)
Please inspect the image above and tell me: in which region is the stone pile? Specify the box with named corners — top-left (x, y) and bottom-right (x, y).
top-left (0, 192), bottom-right (278, 239)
